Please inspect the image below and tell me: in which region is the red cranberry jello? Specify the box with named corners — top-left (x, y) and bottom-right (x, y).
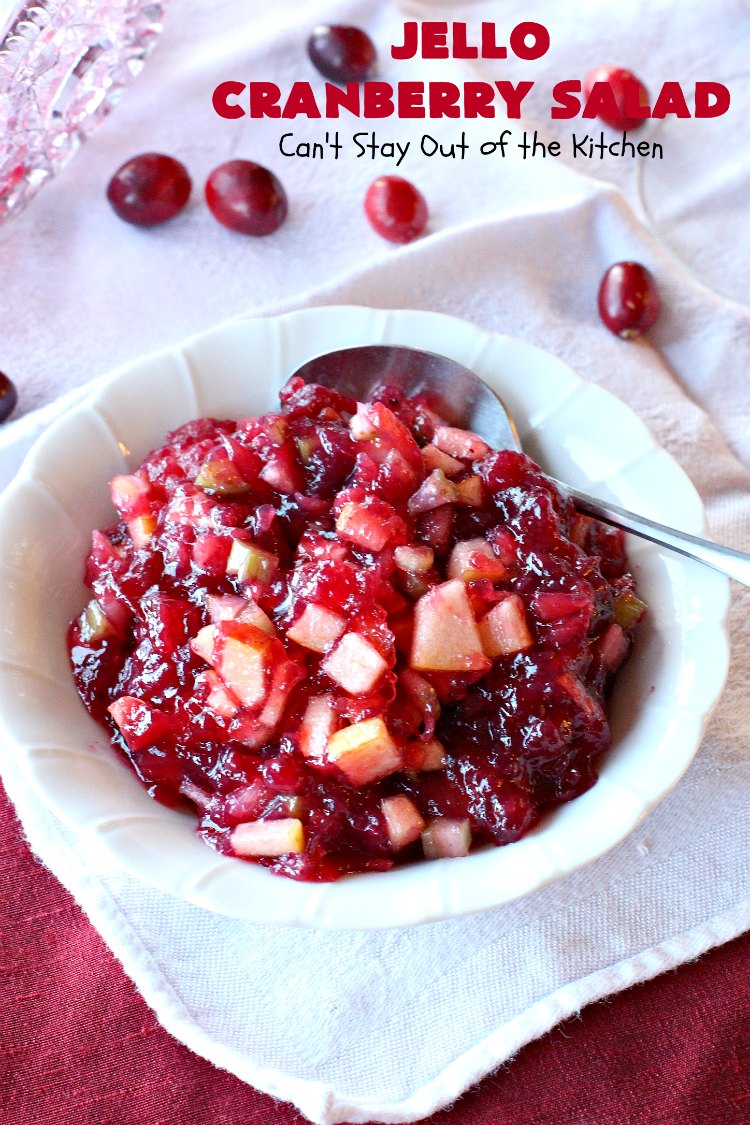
top-left (68, 377), bottom-right (646, 881)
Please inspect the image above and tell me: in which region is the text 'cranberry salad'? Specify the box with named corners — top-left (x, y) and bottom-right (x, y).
top-left (68, 378), bottom-right (646, 881)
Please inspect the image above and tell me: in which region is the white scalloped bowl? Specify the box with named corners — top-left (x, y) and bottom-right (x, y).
top-left (0, 307), bottom-right (731, 929)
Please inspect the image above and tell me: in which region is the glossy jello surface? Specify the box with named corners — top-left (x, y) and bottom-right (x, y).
top-left (67, 377), bottom-right (645, 881)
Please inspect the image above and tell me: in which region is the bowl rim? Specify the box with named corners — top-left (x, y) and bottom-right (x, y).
top-left (0, 305), bottom-right (732, 928)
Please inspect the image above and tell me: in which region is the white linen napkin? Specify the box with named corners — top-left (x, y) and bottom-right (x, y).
top-left (1, 2), bottom-right (749, 1122)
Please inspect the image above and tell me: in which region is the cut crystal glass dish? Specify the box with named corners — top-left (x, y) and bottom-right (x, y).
top-left (0, 0), bottom-right (166, 219)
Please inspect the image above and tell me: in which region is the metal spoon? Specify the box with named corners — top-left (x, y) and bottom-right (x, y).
top-left (291, 344), bottom-right (750, 587)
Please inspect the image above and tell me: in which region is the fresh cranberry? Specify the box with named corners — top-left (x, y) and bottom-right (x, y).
top-left (307, 24), bottom-right (377, 83)
top-left (205, 160), bottom-right (288, 236)
top-left (106, 153), bottom-right (191, 226)
top-left (0, 371), bottom-right (17, 423)
top-left (598, 262), bottom-right (660, 338)
top-left (584, 65), bottom-right (649, 131)
top-left (364, 176), bottom-right (428, 244)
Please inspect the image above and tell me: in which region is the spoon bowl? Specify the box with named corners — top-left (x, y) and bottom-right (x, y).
top-left (293, 343), bottom-right (750, 588)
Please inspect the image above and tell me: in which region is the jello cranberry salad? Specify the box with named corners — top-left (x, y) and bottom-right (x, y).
top-left (68, 375), bottom-right (645, 882)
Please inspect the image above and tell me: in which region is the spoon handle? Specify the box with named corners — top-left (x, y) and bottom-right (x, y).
top-left (561, 483), bottom-right (750, 587)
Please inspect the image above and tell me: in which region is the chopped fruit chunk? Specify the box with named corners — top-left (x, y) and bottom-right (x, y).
top-left (109, 473), bottom-right (153, 519)
top-left (206, 594), bottom-right (247, 622)
top-left (613, 590), bottom-right (647, 628)
top-left (382, 795), bottom-right (426, 849)
top-left (422, 818), bottom-right (472, 859)
top-left (78, 599), bottom-right (114, 642)
top-left (407, 469), bottom-right (457, 514)
top-left (127, 514), bottom-right (157, 549)
top-left (322, 633), bottom-right (389, 694)
top-left (108, 696), bottom-right (170, 752)
top-left (394, 544), bottom-right (435, 574)
top-left (257, 659), bottom-right (305, 732)
top-left (454, 476), bottom-right (483, 507)
top-left (421, 442), bottom-right (464, 478)
top-left (447, 538), bottom-right (507, 583)
top-left (213, 625), bottom-right (273, 710)
top-left (558, 672), bottom-right (606, 722)
top-left (288, 603), bottom-right (347, 652)
top-left (231, 818), bottom-right (305, 856)
top-left (478, 595), bottom-right (533, 657)
top-left (236, 599), bottom-right (277, 636)
top-left (432, 425), bottom-right (490, 461)
top-left (411, 580), bottom-right (489, 672)
top-left (326, 717), bottom-right (402, 786)
top-left (195, 459), bottom-right (249, 495)
top-left (599, 622), bottom-right (629, 671)
top-left (226, 540), bottom-right (278, 584)
top-left (299, 694), bottom-right (338, 759)
top-left (200, 670), bottom-right (241, 719)
top-left (336, 496), bottom-right (406, 551)
top-left (259, 445), bottom-right (301, 494)
top-left (191, 624), bottom-right (217, 664)
top-left (420, 738), bottom-right (447, 771)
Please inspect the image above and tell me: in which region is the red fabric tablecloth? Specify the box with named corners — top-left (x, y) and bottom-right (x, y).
top-left (1, 781), bottom-right (748, 1125)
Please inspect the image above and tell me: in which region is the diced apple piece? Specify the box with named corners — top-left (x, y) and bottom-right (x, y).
top-left (108, 696), bottom-right (170, 752)
top-left (421, 442), bottom-right (464, 478)
top-left (349, 401), bottom-right (421, 473)
top-left (599, 622), bottom-right (629, 672)
top-left (447, 538), bottom-right (507, 583)
top-left (299, 694), bottom-right (339, 759)
top-left (335, 498), bottom-right (405, 552)
top-left (226, 539), bottom-right (278, 585)
top-left (349, 404), bottom-right (378, 441)
top-left (206, 594), bottom-right (247, 622)
top-left (194, 458), bottom-right (249, 495)
top-left (78, 599), bottom-right (114, 643)
top-left (230, 818), bottom-right (305, 856)
top-left (422, 817), bottom-right (472, 859)
top-left (259, 448), bottom-right (299, 495)
top-left (613, 590), bottom-right (647, 628)
top-left (287, 603), bottom-right (347, 653)
top-left (407, 469), bottom-right (458, 515)
top-left (322, 633), bottom-right (388, 695)
top-left (257, 660), bottom-right (306, 731)
top-left (326, 717), bottom-right (402, 786)
top-left (394, 544), bottom-right (434, 574)
top-left (230, 715), bottom-right (274, 750)
top-left (127, 514), bottom-right (157, 549)
top-left (487, 526), bottom-right (519, 566)
top-left (557, 672), bottom-right (605, 722)
top-left (109, 473), bottom-right (153, 520)
top-left (179, 778), bottom-right (211, 811)
top-left (454, 476), bottom-right (483, 507)
top-left (224, 780), bottom-right (270, 822)
top-left (163, 491), bottom-right (215, 530)
top-left (433, 425), bottom-right (490, 461)
top-left (420, 738), bottom-right (447, 770)
top-left (410, 580), bottom-right (490, 672)
top-left (214, 628), bottom-right (271, 710)
top-left (478, 595), bottom-right (533, 657)
top-left (199, 669), bottom-right (240, 719)
top-left (236, 599), bottom-right (277, 636)
top-left (382, 795), bottom-right (426, 849)
top-left (191, 624), bottom-right (217, 664)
